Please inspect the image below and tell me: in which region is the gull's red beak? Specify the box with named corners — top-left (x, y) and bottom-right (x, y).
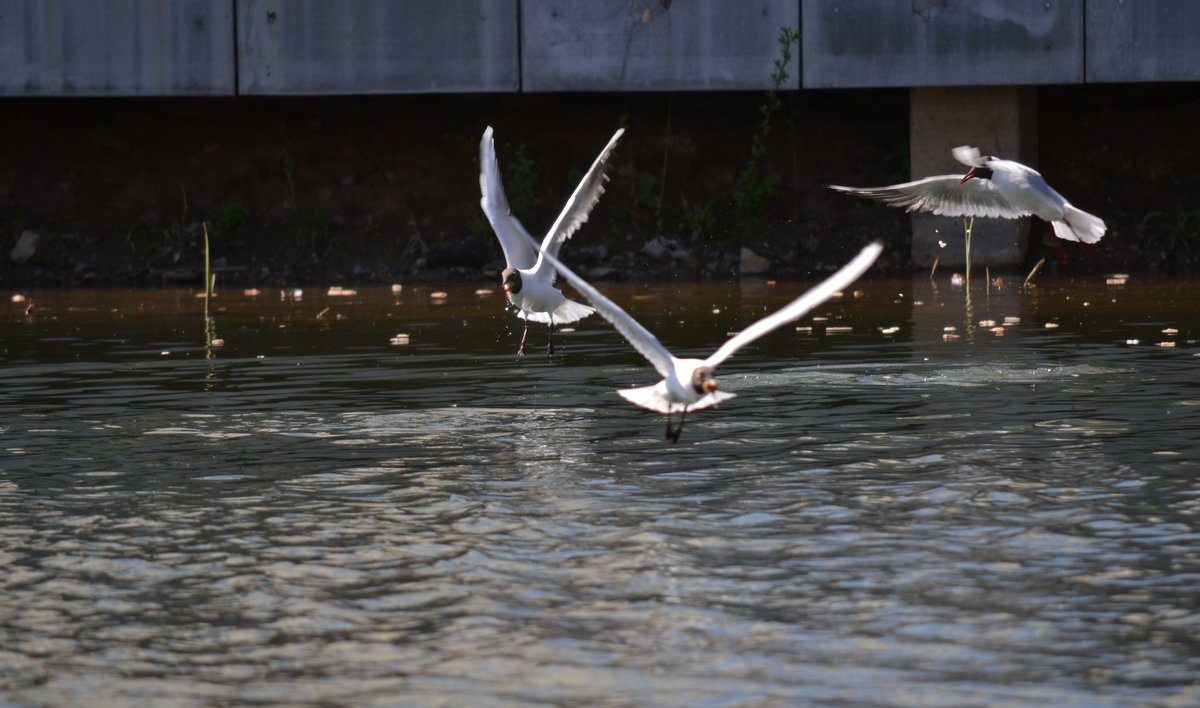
top-left (960, 167), bottom-right (978, 184)
top-left (702, 379), bottom-right (719, 394)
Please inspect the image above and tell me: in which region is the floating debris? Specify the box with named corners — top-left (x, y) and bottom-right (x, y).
top-left (1004, 316), bottom-right (1021, 326)
top-left (391, 283), bottom-right (404, 294)
top-left (1044, 322), bottom-right (1060, 329)
top-left (1125, 339), bottom-right (1140, 345)
top-left (827, 326), bottom-right (853, 334)
top-left (766, 280), bottom-right (777, 286)
top-left (327, 286), bottom-right (358, 297)
top-left (474, 288), bottom-right (494, 296)
top-left (160, 351), bottom-right (171, 356)
top-left (795, 326), bottom-right (813, 334)
top-left (11, 294), bottom-right (26, 303)
top-left (831, 291), bottom-right (844, 299)
top-left (881, 326), bottom-right (900, 335)
top-left (1163, 328), bottom-right (1179, 335)
top-left (1106, 274), bottom-right (1130, 286)
top-left (194, 292), bottom-right (216, 299)
top-left (853, 290), bottom-right (864, 299)
top-left (430, 291), bottom-right (449, 299)
top-left (950, 273), bottom-right (965, 287)
top-left (390, 333), bottom-right (410, 346)
top-left (1083, 301), bottom-right (1090, 307)
top-left (943, 333), bottom-right (960, 341)
top-left (812, 316), bottom-right (829, 322)
top-left (1157, 341), bottom-right (1177, 348)
top-left (913, 300), bottom-right (925, 306)
top-left (990, 326), bottom-right (1006, 336)
top-left (711, 308), bottom-right (720, 315)
top-left (978, 319), bottom-right (997, 328)
top-left (943, 326), bottom-right (957, 333)
top-left (210, 338), bottom-right (225, 347)
top-left (243, 288), bottom-right (261, 297)
top-left (558, 327), bottom-right (575, 333)
top-left (316, 307), bottom-right (330, 320)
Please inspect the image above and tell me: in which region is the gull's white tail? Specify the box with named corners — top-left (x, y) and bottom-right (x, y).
top-left (520, 297), bottom-right (595, 325)
top-left (1051, 205), bottom-right (1106, 244)
top-left (618, 384), bottom-right (737, 414)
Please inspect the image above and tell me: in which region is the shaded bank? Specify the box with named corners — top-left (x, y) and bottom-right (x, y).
top-left (1, 85), bottom-right (1198, 287)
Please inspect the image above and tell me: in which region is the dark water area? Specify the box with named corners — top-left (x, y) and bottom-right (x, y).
top-left (1, 275), bottom-right (1199, 705)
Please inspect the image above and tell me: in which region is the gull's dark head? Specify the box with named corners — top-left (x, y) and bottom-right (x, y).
top-left (691, 366), bottom-right (719, 395)
top-left (961, 164), bottom-right (994, 184)
top-left (501, 267), bottom-right (522, 295)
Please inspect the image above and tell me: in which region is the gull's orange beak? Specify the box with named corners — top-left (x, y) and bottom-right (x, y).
top-left (960, 167), bottom-right (978, 184)
top-left (702, 379), bottom-right (719, 394)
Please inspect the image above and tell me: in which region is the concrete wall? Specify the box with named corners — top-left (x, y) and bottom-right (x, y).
top-left (0, 0), bottom-right (234, 96)
top-left (521, 0), bottom-right (799, 91)
top-left (3, 2), bottom-right (1199, 96)
top-left (802, 1), bottom-right (1083, 88)
top-left (1086, 1), bottom-right (1200, 83)
top-left (237, 0), bottom-right (519, 95)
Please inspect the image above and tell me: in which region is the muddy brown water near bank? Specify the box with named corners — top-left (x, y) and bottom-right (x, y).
top-left (2, 84), bottom-right (1200, 289)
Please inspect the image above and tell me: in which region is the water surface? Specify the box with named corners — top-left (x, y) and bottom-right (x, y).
top-left (2, 275), bottom-right (1199, 705)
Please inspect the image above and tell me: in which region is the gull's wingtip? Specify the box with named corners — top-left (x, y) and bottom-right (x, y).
top-left (855, 240), bottom-right (885, 267)
top-left (952, 145), bottom-right (985, 167)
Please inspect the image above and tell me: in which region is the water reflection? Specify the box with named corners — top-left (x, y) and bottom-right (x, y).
top-left (1, 278), bottom-right (1199, 705)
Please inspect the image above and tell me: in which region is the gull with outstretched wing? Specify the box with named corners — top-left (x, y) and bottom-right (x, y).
top-left (480, 126), bottom-right (624, 356)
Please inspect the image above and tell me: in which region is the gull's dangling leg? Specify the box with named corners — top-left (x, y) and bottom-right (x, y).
top-left (546, 315), bottom-right (555, 357)
top-left (671, 406), bottom-right (689, 444)
top-left (664, 409), bottom-right (674, 441)
top-left (517, 319), bottom-right (529, 358)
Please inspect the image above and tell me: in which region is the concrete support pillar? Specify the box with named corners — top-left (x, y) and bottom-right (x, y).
top-left (909, 86), bottom-right (1038, 268)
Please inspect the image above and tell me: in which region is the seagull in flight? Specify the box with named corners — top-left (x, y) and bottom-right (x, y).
top-left (829, 146), bottom-right (1106, 245)
top-left (523, 235), bottom-right (883, 442)
top-left (480, 126), bottom-right (623, 357)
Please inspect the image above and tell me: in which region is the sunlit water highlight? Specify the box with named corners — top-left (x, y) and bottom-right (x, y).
top-left (1, 276), bottom-right (1199, 705)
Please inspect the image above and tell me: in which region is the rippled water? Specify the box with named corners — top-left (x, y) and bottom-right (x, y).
top-left (2, 275), bottom-right (1199, 705)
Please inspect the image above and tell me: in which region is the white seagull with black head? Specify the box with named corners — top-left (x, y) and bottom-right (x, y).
top-left (830, 146), bottom-right (1105, 245)
top-left (480, 126), bottom-right (623, 357)
top-left (523, 236), bottom-right (883, 442)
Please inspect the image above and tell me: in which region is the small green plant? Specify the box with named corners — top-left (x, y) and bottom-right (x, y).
top-left (276, 145), bottom-right (298, 212)
top-left (293, 209), bottom-right (331, 259)
top-left (219, 202), bottom-right (250, 230)
top-left (1141, 207), bottom-right (1200, 253)
top-left (635, 171), bottom-right (659, 210)
top-left (884, 141), bottom-right (911, 186)
top-left (680, 196), bottom-right (715, 239)
top-left (506, 144), bottom-right (538, 216)
top-left (734, 26), bottom-right (800, 226)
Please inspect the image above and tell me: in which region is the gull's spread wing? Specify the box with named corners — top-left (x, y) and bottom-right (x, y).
top-left (480, 126), bottom-right (538, 270)
top-left (829, 176), bottom-right (1031, 219)
top-left (704, 242), bottom-right (883, 369)
top-left (533, 128), bottom-right (624, 285)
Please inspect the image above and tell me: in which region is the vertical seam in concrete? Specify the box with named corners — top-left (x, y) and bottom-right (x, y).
top-left (515, 0), bottom-right (524, 92)
top-left (1081, 0), bottom-right (1088, 83)
top-left (231, 0), bottom-right (240, 95)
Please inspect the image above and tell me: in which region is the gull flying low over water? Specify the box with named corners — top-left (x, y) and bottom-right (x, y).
top-left (525, 237), bottom-right (883, 442)
top-left (829, 146), bottom-right (1106, 246)
top-left (480, 126), bottom-right (624, 357)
